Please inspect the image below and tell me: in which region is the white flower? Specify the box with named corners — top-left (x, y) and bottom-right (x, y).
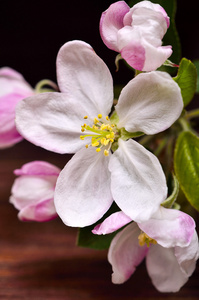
top-left (16, 40), bottom-right (183, 227)
top-left (93, 208), bottom-right (199, 292)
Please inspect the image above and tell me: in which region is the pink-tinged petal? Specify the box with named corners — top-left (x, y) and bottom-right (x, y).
top-left (0, 130), bottom-right (23, 149)
top-left (143, 43), bottom-right (172, 71)
top-left (56, 40), bottom-right (113, 117)
top-left (130, 1), bottom-right (169, 29)
top-left (92, 211), bottom-right (132, 235)
top-left (121, 41), bottom-right (145, 71)
top-left (100, 1), bottom-right (130, 52)
top-left (0, 67), bottom-right (25, 80)
top-left (108, 222), bottom-right (148, 284)
top-left (18, 198), bottom-right (57, 222)
top-left (109, 139), bottom-right (167, 223)
top-left (0, 67), bottom-right (33, 97)
top-left (14, 161), bottom-right (61, 176)
top-left (138, 207), bottom-right (196, 248)
top-left (16, 92), bottom-right (92, 154)
top-left (54, 147), bottom-right (113, 227)
top-left (116, 71), bottom-right (183, 134)
top-left (175, 230), bottom-right (199, 277)
top-left (10, 175), bottom-right (56, 210)
top-left (146, 244), bottom-right (189, 292)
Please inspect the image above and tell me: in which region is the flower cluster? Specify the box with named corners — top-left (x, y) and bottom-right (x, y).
top-left (1, 0), bottom-right (199, 294)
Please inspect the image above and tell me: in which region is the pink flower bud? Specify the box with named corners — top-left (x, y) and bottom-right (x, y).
top-left (10, 161), bottom-right (61, 222)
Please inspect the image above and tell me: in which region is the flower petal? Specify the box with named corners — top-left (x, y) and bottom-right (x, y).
top-left (16, 92), bottom-right (92, 154)
top-left (146, 244), bottom-right (189, 292)
top-left (138, 207), bottom-right (196, 248)
top-left (116, 71), bottom-right (183, 134)
top-left (99, 1), bottom-right (130, 52)
top-left (18, 198), bottom-right (57, 222)
top-left (10, 175), bottom-right (56, 210)
top-left (54, 147), bottom-right (113, 227)
top-left (14, 161), bottom-right (61, 176)
top-left (109, 138), bottom-right (167, 222)
top-left (0, 67), bottom-right (33, 97)
top-left (108, 222), bottom-right (148, 284)
top-left (92, 211), bottom-right (132, 235)
top-left (56, 40), bottom-right (113, 116)
top-left (175, 230), bottom-right (199, 277)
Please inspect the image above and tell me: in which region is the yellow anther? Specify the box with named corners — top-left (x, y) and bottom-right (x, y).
top-left (106, 132), bottom-right (115, 139)
top-left (81, 128), bottom-right (85, 132)
top-left (106, 116), bottom-right (109, 120)
top-left (138, 232), bottom-right (157, 247)
top-left (92, 141), bottom-right (100, 147)
top-left (101, 138), bottom-right (109, 146)
top-left (100, 124), bottom-right (108, 130)
top-left (94, 117), bottom-right (99, 124)
top-left (92, 125), bottom-right (98, 130)
top-left (84, 116), bottom-right (88, 119)
top-left (98, 114), bottom-right (102, 119)
top-left (80, 135), bottom-right (85, 140)
top-left (85, 144), bottom-right (89, 148)
top-left (96, 148), bottom-right (101, 152)
top-left (104, 149), bottom-right (109, 156)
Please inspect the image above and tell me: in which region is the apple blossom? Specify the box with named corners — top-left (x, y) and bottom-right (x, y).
top-left (93, 208), bottom-right (199, 293)
top-left (15, 40), bottom-right (183, 227)
top-left (10, 161), bottom-right (60, 222)
top-left (100, 1), bottom-right (172, 71)
top-left (0, 67), bottom-right (34, 149)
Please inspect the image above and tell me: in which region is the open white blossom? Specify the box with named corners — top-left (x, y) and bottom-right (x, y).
top-left (16, 40), bottom-right (183, 227)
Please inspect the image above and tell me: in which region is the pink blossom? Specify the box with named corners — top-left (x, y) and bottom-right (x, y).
top-left (0, 67), bottom-right (34, 149)
top-left (10, 161), bottom-right (61, 222)
top-left (100, 1), bottom-right (172, 71)
top-left (93, 207), bottom-right (199, 292)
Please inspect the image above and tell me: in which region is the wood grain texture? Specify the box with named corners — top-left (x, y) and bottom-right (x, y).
top-left (0, 140), bottom-right (199, 300)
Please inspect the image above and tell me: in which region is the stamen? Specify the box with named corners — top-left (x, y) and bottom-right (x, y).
top-left (104, 149), bottom-right (109, 156)
top-left (80, 114), bottom-right (118, 156)
top-left (138, 232), bottom-right (157, 247)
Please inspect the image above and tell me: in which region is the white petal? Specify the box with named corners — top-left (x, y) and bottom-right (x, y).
top-left (54, 147), bottom-right (113, 227)
top-left (116, 71), bottom-right (183, 134)
top-left (109, 139), bottom-right (167, 222)
top-left (56, 40), bottom-right (113, 117)
top-left (108, 222), bottom-right (148, 284)
top-left (146, 245), bottom-right (188, 292)
top-left (16, 92), bottom-right (93, 154)
top-left (175, 230), bottom-right (199, 277)
top-left (138, 207), bottom-right (196, 248)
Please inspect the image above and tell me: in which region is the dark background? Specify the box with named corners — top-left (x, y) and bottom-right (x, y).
top-left (0, 0), bottom-right (199, 88)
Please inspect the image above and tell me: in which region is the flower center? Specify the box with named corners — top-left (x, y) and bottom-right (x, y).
top-left (80, 114), bottom-right (119, 156)
top-left (138, 232), bottom-right (157, 247)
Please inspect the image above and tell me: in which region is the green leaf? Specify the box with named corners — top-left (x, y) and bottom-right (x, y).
top-left (77, 226), bottom-right (117, 250)
top-left (173, 58), bottom-right (197, 107)
top-left (174, 131), bottom-right (199, 212)
top-left (77, 202), bottom-right (120, 250)
top-left (193, 60), bottom-right (199, 93)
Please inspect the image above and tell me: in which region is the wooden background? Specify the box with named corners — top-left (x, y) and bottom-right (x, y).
top-left (1, 0), bottom-right (199, 299)
top-left (1, 141), bottom-right (199, 299)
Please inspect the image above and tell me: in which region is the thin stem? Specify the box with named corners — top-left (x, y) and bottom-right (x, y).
top-left (35, 79), bottom-right (59, 93)
top-left (178, 117), bottom-right (191, 132)
top-left (185, 108), bottom-right (199, 120)
top-left (154, 137), bottom-right (168, 157)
